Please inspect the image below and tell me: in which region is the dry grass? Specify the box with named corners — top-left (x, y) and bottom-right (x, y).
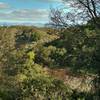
top-left (43, 67), bottom-right (95, 92)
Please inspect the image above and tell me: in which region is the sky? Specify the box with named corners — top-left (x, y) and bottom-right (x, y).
top-left (0, 0), bottom-right (64, 24)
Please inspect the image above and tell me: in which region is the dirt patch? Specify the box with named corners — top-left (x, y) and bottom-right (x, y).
top-left (43, 67), bottom-right (95, 92)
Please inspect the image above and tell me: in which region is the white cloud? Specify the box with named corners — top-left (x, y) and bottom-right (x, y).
top-left (0, 9), bottom-right (49, 23)
top-left (0, 2), bottom-right (9, 9)
top-left (0, 0), bottom-right (64, 23)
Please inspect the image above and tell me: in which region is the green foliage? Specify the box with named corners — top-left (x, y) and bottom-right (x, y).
top-left (0, 24), bottom-right (100, 100)
top-left (0, 39), bottom-right (71, 100)
top-left (50, 47), bottom-right (67, 66)
top-left (0, 29), bottom-right (16, 67)
top-left (20, 76), bottom-right (72, 100)
top-left (35, 45), bottom-right (67, 67)
top-left (31, 31), bottom-right (47, 41)
top-left (47, 27), bottom-right (99, 72)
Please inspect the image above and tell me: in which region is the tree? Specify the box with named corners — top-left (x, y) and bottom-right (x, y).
top-left (49, 0), bottom-right (100, 28)
top-left (67, 0), bottom-right (100, 26)
top-left (49, 1), bottom-right (100, 99)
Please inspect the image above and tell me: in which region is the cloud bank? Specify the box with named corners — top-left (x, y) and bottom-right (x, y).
top-left (0, 0), bottom-right (64, 24)
top-left (0, 9), bottom-right (49, 23)
top-left (0, 2), bottom-right (9, 9)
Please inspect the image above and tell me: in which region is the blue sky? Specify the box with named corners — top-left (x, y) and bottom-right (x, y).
top-left (0, 0), bottom-right (63, 24)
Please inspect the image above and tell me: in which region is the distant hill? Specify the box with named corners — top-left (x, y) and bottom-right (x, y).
top-left (0, 22), bottom-right (45, 27)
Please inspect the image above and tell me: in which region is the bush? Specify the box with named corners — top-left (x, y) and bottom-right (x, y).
top-left (31, 30), bottom-right (47, 41)
top-left (20, 76), bottom-right (72, 100)
top-left (0, 49), bottom-right (72, 100)
top-left (35, 45), bottom-right (67, 67)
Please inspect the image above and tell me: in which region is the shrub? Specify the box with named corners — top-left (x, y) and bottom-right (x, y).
top-left (20, 76), bottom-right (72, 100)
